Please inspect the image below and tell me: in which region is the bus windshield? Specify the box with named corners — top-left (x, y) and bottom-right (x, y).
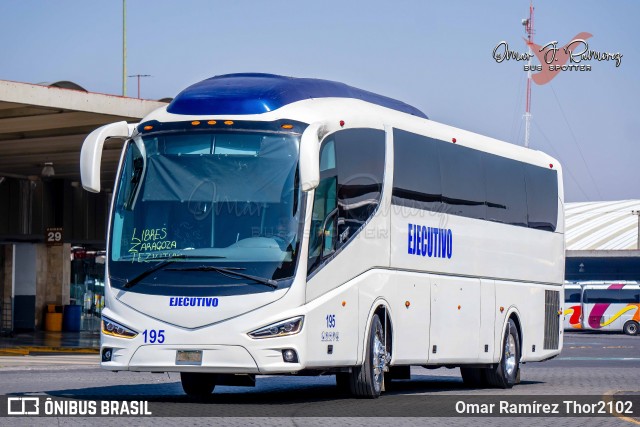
top-left (108, 129), bottom-right (302, 295)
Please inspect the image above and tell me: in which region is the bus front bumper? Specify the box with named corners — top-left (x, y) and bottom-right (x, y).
top-left (101, 336), bottom-right (305, 374)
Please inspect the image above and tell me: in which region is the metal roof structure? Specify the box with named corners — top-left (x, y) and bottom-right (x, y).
top-left (565, 200), bottom-right (640, 250)
top-left (0, 79), bottom-right (167, 182)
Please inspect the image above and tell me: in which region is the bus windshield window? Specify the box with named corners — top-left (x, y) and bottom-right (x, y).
top-left (108, 130), bottom-right (302, 294)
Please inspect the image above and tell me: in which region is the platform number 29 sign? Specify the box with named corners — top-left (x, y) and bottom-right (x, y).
top-left (46, 227), bottom-right (63, 246)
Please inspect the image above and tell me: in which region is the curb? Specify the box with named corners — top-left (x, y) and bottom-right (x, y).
top-left (0, 346), bottom-right (99, 356)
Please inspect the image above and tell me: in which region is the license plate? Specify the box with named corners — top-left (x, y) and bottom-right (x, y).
top-left (176, 350), bottom-right (203, 365)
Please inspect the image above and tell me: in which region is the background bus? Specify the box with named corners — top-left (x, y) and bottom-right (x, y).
top-left (564, 282), bottom-right (640, 335)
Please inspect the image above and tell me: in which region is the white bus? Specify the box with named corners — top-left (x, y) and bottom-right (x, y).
top-left (80, 73), bottom-right (565, 398)
top-left (564, 282), bottom-right (640, 335)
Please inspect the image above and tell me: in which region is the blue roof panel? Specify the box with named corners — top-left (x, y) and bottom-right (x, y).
top-left (167, 73), bottom-right (428, 119)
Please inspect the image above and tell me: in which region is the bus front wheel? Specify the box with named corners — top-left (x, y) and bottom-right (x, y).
top-left (349, 314), bottom-right (389, 398)
top-left (485, 318), bottom-right (520, 389)
top-left (180, 372), bottom-right (216, 397)
top-left (623, 320), bottom-right (639, 336)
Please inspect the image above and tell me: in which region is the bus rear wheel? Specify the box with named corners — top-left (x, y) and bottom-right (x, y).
top-left (623, 320), bottom-right (639, 336)
top-left (485, 318), bottom-right (520, 389)
top-left (180, 372), bottom-right (216, 397)
top-left (349, 314), bottom-right (389, 398)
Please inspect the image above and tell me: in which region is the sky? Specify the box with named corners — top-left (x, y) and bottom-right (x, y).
top-left (1, 0), bottom-right (638, 203)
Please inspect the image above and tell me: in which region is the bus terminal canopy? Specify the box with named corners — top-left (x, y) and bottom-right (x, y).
top-left (565, 200), bottom-right (640, 281)
top-left (0, 79), bottom-right (167, 182)
top-left (565, 200), bottom-right (640, 251)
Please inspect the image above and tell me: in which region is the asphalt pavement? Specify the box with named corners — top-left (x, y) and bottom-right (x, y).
top-left (0, 331), bottom-right (638, 426)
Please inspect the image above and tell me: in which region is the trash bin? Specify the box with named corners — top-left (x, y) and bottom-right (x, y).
top-left (44, 304), bottom-right (63, 332)
top-left (44, 312), bottom-right (63, 331)
top-left (63, 304), bottom-right (82, 332)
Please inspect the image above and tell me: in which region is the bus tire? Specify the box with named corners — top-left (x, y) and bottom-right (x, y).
top-left (180, 372), bottom-right (216, 397)
top-left (623, 320), bottom-right (639, 336)
top-left (485, 318), bottom-right (520, 389)
top-left (349, 314), bottom-right (389, 398)
top-left (460, 367), bottom-right (487, 388)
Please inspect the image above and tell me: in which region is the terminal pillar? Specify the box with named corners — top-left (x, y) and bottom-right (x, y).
top-left (36, 243), bottom-right (71, 330)
top-left (2, 245), bottom-right (13, 328)
top-left (8, 243), bottom-right (70, 331)
top-left (12, 244), bottom-right (37, 330)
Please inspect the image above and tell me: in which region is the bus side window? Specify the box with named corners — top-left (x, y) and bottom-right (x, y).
top-left (307, 129), bottom-right (385, 275)
top-left (333, 129), bottom-right (385, 245)
top-left (308, 139), bottom-right (338, 273)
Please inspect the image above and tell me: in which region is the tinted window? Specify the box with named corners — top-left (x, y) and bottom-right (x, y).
top-left (583, 289), bottom-right (640, 304)
top-left (484, 154), bottom-right (527, 226)
top-left (392, 128), bottom-right (559, 232)
top-left (334, 128), bottom-right (385, 237)
top-left (308, 128), bottom-right (385, 274)
top-left (525, 164), bottom-right (558, 231)
top-left (392, 129), bottom-right (443, 211)
top-left (564, 289), bottom-right (581, 303)
top-left (439, 142), bottom-right (486, 220)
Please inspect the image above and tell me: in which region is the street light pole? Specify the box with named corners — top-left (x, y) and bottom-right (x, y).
top-left (122, 0), bottom-right (127, 97)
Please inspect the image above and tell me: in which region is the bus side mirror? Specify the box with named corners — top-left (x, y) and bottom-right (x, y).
top-left (299, 122), bottom-right (323, 192)
top-left (80, 121), bottom-right (132, 193)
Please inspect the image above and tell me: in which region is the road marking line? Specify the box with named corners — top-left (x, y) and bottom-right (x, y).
top-left (558, 357), bottom-right (640, 361)
top-left (603, 391), bottom-right (640, 426)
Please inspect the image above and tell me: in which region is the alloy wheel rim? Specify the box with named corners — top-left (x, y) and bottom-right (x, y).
top-left (504, 333), bottom-right (517, 376)
top-left (372, 325), bottom-right (387, 391)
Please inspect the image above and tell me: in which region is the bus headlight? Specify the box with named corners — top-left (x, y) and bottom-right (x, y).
top-left (101, 317), bottom-right (138, 339)
top-left (248, 316), bottom-right (304, 339)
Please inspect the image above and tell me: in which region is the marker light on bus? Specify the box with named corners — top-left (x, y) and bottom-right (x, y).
top-left (207, 120), bottom-right (217, 125)
top-left (281, 124), bottom-right (294, 129)
top-left (248, 316), bottom-right (304, 339)
top-left (191, 121), bottom-right (201, 126)
top-left (143, 125), bottom-right (153, 131)
top-left (224, 120), bottom-right (234, 126)
top-left (101, 317), bottom-right (138, 339)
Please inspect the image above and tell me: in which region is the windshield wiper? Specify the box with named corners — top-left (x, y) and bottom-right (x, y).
top-left (121, 255), bottom-right (225, 289)
top-left (167, 265), bottom-right (278, 289)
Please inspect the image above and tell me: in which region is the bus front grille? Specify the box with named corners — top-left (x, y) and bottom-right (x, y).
top-left (543, 290), bottom-right (560, 350)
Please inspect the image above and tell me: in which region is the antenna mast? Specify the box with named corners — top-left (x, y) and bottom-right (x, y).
top-left (522, 1), bottom-right (534, 148)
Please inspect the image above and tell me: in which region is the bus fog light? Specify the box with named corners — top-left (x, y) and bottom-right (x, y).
top-left (102, 348), bottom-right (113, 362)
top-left (282, 349), bottom-right (298, 363)
top-left (248, 316), bottom-right (304, 339)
